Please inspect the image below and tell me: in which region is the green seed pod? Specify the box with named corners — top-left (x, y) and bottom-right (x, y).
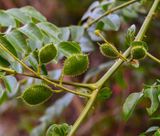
top-left (22, 84), bottom-right (52, 106)
top-left (39, 43), bottom-right (57, 63)
top-left (131, 46), bottom-right (147, 60)
top-left (63, 54), bottom-right (89, 76)
top-left (100, 43), bottom-right (119, 58)
top-left (131, 41), bottom-right (148, 50)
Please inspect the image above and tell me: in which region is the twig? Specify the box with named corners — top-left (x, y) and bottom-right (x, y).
top-left (84, 0), bottom-right (138, 29)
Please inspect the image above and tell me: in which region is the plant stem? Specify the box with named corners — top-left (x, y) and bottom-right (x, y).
top-left (25, 73), bottom-right (94, 89)
top-left (68, 0), bottom-right (160, 135)
top-left (40, 75), bottom-right (91, 98)
top-left (84, 0), bottom-right (138, 29)
top-left (3, 67), bottom-right (94, 90)
top-left (146, 52), bottom-right (160, 64)
top-left (68, 89), bottom-right (99, 136)
top-left (0, 66), bottom-right (16, 74)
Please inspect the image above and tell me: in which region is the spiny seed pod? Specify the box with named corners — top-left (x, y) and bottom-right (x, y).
top-left (131, 46), bottom-right (147, 60)
top-left (39, 43), bottom-right (57, 63)
top-left (100, 43), bottom-right (119, 58)
top-left (21, 84), bottom-right (53, 106)
top-left (46, 123), bottom-right (71, 136)
top-left (131, 41), bottom-right (148, 60)
top-left (63, 54), bottom-right (89, 76)
top-left (131, 41), bottom-right (148, 50)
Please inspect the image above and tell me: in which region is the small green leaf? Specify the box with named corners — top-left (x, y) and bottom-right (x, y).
top-left (0, 85), bottom-right (7, 105)
top-left (22, 84), bottom-right (53, 106)
top-left (2, 76), bottom-right (18, 93)
top-left (123, 92), bottom-right (143, 120)
top-left (46, 123), bottom-right (71, 136)
top-left (25, 53), bottom-right (38, 71)
top-left (0, 55), bottom-right (10, 67)
top-left (144, 87), bottom-right (160, 115)
top-left (70, 26), bottom-right (84, 41)
top-left (0, 36), bottom-right (18, 57)
top-left (96, 21), bottom-right (105, 30)
top-left (0, 48), bottom-right (14, 63)
top-left (5, 30), bottom-right (30, 54)
top-left (0, 10), bottom-right (16, 27)
top-left (122, 7), bottom-right (138, 19)
top-left (39, 43), bottom-right (57, 63)
top-left (19, 23), bottom-right (44, 41)
top-left (20, 6), bottom-right (46, 22)
top-left (100, 14), bottom-right (120, 31)
top-left (63, 54), bottom-right (89, 76)
top-left (58, 41), bottom-right (81, 57)
top-left (10, 61), bottom-right (23, 73)
top-left (154, 129), bottom-right (160, 136)
top-left (97, 87), bottom-right (112, 100)
top-left (41, 64), bottom-right (48, 75)
top-left (37, 22), bottom-right (60, 38)
top-left (6, 8), bottom-right (32, 24)
top-left (59, 27), bottom-right (70, 41)
top-left (125, 24), bottom-right (136, 46)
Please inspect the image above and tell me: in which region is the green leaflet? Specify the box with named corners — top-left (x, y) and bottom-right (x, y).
top-left (19, 23), bottom-right (44, 42)
top-left (144, 87), bottom-right (160, 115)
top-left (0, 56), bottom-right (10, 67)
top-left (0, 36), bottom-right (18, 57)
top-left (0, 10), bottom-right (16, 27)
top-left (70, 26), bottom-right (84, 41)
top-left (97, 87), bottom-right (112, 100)
top-left (58, 41), bottom-right (81, 57)
top-left (2, 76), bottom-right (19, 95)
top-left (0, 85), bottom-right (7, 105)
top-left (20, 6), bottom-right (46, 22)
top-left (6, 8), bottom-right (32, 24)
top-left (123, 92), bottom-right (143, 120)
top-left (37, 22), bottom-right (61, 38)
top-left (5, 30), bottom-right (30, 54)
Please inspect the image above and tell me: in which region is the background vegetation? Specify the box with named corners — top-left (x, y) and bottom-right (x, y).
top-left (0, 0), bottom-right (160, 136)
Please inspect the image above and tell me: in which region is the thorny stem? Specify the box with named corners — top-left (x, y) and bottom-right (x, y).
top-left (68, 0), bottom-right (160, 135)
top-left (84, 0), bottom-right (138, 29)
